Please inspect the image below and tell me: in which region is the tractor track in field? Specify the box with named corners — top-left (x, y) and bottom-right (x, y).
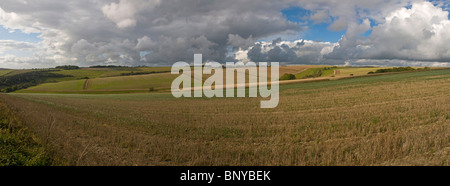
top-left (83, 79), bottom-right (91, 90)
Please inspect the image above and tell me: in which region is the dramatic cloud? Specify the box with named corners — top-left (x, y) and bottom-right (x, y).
top-left (241, 39), bottom-right (336, 65)
top-left (325, 1), bottom-right (450, 65)
top-left (364, 1), bottom-right (450, 61)
top-left (227, 34), bottom-right (256, 51)
top-left (0, 0), bottom-right (449, 68)
top-left (102, 0), bottom-right (161, 29)
top-left (102, 0), bottom-right (139, 29)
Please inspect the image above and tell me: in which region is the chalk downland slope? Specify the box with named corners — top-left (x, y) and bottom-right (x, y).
top-left (3, 69), bottom-right (449, 166)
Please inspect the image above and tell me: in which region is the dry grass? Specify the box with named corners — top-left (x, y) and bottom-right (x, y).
top-left (0, 69), bottom-right (449, 166)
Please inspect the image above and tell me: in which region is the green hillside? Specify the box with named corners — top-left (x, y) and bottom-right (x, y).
top-left (46, 67), bottom-right (172, 82)
top-left (17, 73), bottom-right (178, 93)
top-left (12, 66), bottom-right (441, 94)
top-left (0, 70), bottom-right (13, 76)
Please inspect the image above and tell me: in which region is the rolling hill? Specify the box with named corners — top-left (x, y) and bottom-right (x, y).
top-left (3, 68), bottom-right (449, 166)
top-left (12, 65), bottom-right (438, 94)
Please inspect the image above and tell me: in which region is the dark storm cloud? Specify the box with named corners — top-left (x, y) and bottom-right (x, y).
top-left (0, 0), bottom-right (304, 66)
top-left (246, 39), bottom-right (335, 64)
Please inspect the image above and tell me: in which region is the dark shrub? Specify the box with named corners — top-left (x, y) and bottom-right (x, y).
top-left (280, 73), bottom-right (296, 80)
top-left (55, 65), bottom-right (80, 70)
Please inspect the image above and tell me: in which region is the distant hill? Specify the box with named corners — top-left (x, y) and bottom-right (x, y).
top-left (0, 70), bottom-right (71, 93)
top-left (1, 67), bottom-right (173, 93)
top-left (0, 68), bottom-right (10, 70)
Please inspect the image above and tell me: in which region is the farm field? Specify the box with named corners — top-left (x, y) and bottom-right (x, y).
top-left (46, 67), bottom-right (172, 82)
top-left (0, 69), bottom-right (32, 76)
top-left (336, 67), bottom-right (387, 77)
top-left (17, 73), bottom-right (179, 93)
top-left (1, 69), bottom-right (449, 166)
top-left (15, 65), bottom-right (426, 94)
top-left (0, 70), bottom-right (13, 76)
top-left (17, 65), bottom-right (311, 93)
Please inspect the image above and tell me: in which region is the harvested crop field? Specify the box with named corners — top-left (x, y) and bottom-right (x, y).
top-left (1, 69), bottom-right (449, 166)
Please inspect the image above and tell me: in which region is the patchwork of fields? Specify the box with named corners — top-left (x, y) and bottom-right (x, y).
top-left (1, 69), bottom-right (448, 165)
top-left (12, 65), bottom-right (423, 94)
top-left (17, 73), bottom-right (179, 93)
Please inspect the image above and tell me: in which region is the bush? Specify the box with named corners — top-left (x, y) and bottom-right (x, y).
top-left (295, 68), bottom-right (324, 79)
top-left (0, 103), bottom-right (52, 166)
top-left (373, 67), bottom-right (416, 74)
top-left (55, 65), bottom-right (80, 70)
top-left (0, 71), bottom-right (71, 93)
top-left (280, 73), bottom-right (296, 80)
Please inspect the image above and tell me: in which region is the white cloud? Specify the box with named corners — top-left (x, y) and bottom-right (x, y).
top-left (0, 7), bottom-right (41, 33)
top-left (320, 1), bottom-right (450, 67)
top-left (102, 0), bottom-right (138, 29)
top-left (101, 0), bottom-right (161, 29)
top-left (353, 1), bottom-right (450, 62)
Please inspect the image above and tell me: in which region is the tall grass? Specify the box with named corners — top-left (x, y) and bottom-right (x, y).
top-left (0, 101), bottom-right (51, 166)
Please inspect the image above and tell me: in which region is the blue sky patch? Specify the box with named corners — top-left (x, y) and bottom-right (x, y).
top-left (282, 6), bottom-right (346, 43)
top-left (0, 27), bottom-right (41, 43)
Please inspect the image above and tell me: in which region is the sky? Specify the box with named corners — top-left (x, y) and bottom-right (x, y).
top-left (1, 0), bottom-right (450, 69)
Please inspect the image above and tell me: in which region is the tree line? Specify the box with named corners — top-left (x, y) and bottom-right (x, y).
top-left (0, 71), bottom-right (70, 93)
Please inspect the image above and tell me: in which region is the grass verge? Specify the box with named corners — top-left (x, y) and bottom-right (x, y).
top-left (0, 99), bottom-right (52, 166)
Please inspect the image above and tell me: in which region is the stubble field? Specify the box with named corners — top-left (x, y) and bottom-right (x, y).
top-left (1, 69), bottom-right (449, 166)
